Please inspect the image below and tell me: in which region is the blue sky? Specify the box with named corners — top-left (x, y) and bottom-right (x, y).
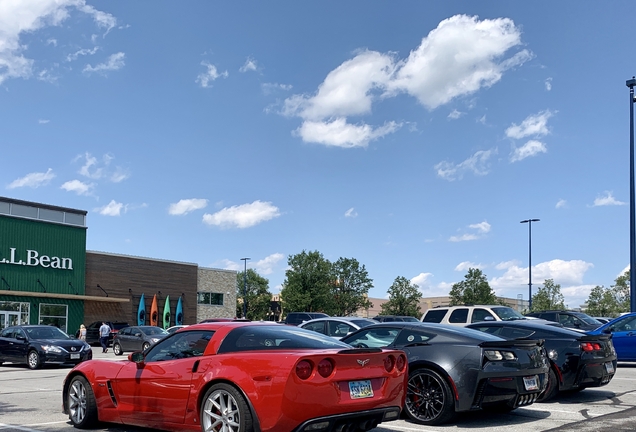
top-left (2, 1), bottom-right (634, 309)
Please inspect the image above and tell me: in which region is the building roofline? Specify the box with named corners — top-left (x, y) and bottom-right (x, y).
top-left (87, 250), bottom-right (198, 267)
top-left (0, 196), bottom-right (87, 215)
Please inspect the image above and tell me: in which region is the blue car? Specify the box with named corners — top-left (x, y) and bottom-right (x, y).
top-left (588, 313), bottom-right (636, 361)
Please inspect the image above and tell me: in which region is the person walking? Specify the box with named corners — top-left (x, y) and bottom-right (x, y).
top-left (78, 324), bottom-right (86, 341)
top-left (99, 321), bottom-right (111, 353)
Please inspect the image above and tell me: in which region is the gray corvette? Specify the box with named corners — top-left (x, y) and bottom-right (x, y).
top-left (341, 322), bottom-right (549, 425)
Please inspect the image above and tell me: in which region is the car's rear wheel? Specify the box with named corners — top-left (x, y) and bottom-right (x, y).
top-left (142, 342), bottom-right (150, 351)
top-left (68, 375), bottom-right (98, 428)
top-left (201, 383), bottom-right (253, 432)
top-left (113, 342), bottom-right (123, 356)
top-left (537, 368), bottom-right (559, 402)
top-left (405, 368), bottom-right (455, 425)
top-left (27, 350), bottom-right (40, 370)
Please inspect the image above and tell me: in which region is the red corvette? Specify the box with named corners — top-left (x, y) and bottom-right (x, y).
top-left (62, 321), bottom-right (407, 432)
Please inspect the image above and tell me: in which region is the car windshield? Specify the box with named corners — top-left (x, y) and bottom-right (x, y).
top-left (573, 313), bottom-right (602, 325)
top-left (26, 327), bottom-right (70, 340)
top-left (402, 317), bottom-right (420, 322)
top-left (349, 319), bottom-right (377, 328)
top-left (218, 325), bottom-right (351, 353)
top-left (492, 307), bottom-right (526, 321)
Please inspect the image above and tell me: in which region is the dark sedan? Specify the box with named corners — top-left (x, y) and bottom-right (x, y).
top-left (340, 322), bottom-right (548, 425)
top-left (0, 325), bottom-right (92, 369)
top-left (468, 320), bottom-right (617, 401)
top-left (112, 325), bottom-right (169, 355)
top-left (588, 312), bottom-right (636, 361)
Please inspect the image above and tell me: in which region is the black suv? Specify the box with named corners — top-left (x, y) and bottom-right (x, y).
top-left (283, 312), bottom-right (329, 326)
top-left (85, 321), bottom-right (129, 346)
top-left (525, 310), bottom-right (602, 331)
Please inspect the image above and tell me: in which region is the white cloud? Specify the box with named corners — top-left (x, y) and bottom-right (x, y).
top-left (469, 221), bottom-right (491, 233)
top-left (435, 148), bottom-right (496, 181)
top-left (593, 192), bottom-right (625, 207)
top-left (74, 152), bottom-right (127, 182)
top-left (545, 77), bottom-right (552, 91)
top-left (490, 259), bottom-right (593, 290)
top-left (455, 261), bottom-right (483, 271)
top-left (0, 0), bottom-right (116, 84)
top-left (386, 15), bottom-right (531, 109)
top-left (60, 179), bottom-right (94, 196)
top-left (196, 61), bottom-right (228, 88)
top-left (254, 253), bottom-right (285, 275)
top-left (262, 82), bottom-right (293, 95)
top-left (38, 119), bottom-right (50, 124)
top-left (7, 168), bottom-right (55, 189)
top-left (556, 199), bottom-right (567, 209)
top-left (510, 139), bottom-right (547, 162)
top-left (202, 200), bottom-right (281, 229)
top-left (345, 207), bottom-right (358, 218)
top-left (169, 198), bottom-right (208, 215)
top-left (239, 57), bottom-right (257, 73)
top-left (477, 114), bottom-right (487, 125)
top-left (46, 38), bottom-right (57, 46)
top-left (447, 109), bottom-right (463, 120)
top-left (95, 200), bottom-right (127, 216)
top-left (295, 118), bottom-right (401, 148)
top-left (449, 233), bottom-right (479, 242)
top-left (411, 272), bottom-right (434, 290)
top-left (449, 220), bottom-right (490, 242)
top-left (83, 52), bottom-right (125, 74)
top-left (67, 46), bottom-right (99, 62)
top-left (505, 110), bottom-right (554, 139)
top-left (495, 260), bottom-right (520, 270)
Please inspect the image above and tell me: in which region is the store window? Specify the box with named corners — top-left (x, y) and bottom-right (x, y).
top-left (39, 304), bottom-right (68, 332)
top-left (197, 292), bottom-right (224, 306)
top-left (0, 301), bottom-right (30, 329)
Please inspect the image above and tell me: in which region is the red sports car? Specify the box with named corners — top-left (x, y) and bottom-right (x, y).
top-left (62, 321), bottom-right (407, 432)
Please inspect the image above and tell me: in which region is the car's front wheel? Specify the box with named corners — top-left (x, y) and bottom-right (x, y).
top-left (68, 375), bottom-right (98, 428)
top-left (405, 368), bottom-right (455, 425)
top-left (201, 383), bottom-right (253, 432)
top-left (27, 350), bottom-right (41, 370)
top-left (113, 342), bottom-right (123, 356)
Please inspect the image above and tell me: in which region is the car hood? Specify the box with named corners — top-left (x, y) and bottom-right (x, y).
top-left (34, 339), bottom-right (88, 348)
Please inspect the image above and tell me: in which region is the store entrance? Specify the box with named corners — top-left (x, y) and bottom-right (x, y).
top-left (0, 311), bottom-right (20, 329)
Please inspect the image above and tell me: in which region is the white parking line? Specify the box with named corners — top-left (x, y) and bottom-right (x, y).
top-left (0, 424), bottom-right (44, 432)
top-left (381, 425), bottom-right (439, 432)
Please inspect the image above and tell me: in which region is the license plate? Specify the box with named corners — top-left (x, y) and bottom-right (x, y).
top-left (349, 380), bottom-right (373, 399)
top-left (70, 353), bottom-right (80, 360)
top-left (605, 362), bottom-right (615, 374)
top-left (523, 375), bottom-right (539, 391)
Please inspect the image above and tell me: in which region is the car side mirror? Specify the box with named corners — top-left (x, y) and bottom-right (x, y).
top-left (130, 351), bottom-right (145, 367)
top-left (134, 333), bottom-right (142, 337)
top-left (16, 335), bottom-right (26, 341)
top-left (603, 327), bottom-right (613, 334)
top-left (483, 316), bottom-right (495, 321)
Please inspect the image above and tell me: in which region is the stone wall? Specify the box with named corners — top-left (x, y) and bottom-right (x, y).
top-left (197, 267), bottom-right (237, 321)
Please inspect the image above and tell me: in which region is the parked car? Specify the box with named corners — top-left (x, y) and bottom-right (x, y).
top-left (166, 325), bottom-right (188, 334)
top-left (198, 318), bottom-right (250, 323)
top-left (373, 315), bottom-right (420, 322)
top-left (283, 312), bottom-right (329, 326)
top-left (62, 321), bottom-right (407, 431)
top-left (468, 319), bottom-right (617, 401)
top-left (340, 322), bottom-right (548, 425)
top-left (0, 325), bottom-right (92, 369)
top-left (112, 325), bottom-right (169, 355)
top-left (85, 321), bottom-right (129, 346)
top-left (592, 317), bottom-right (613, 324)
top-left (299, 316), bottom-right (377, 339)
top-left (525, 310), bottom-right (603, 331)
top-left (421, 305), bottom-right (528, 326)
top-left (588, 312), bottom-right (636, 361)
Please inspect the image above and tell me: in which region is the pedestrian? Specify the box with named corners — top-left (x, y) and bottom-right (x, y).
top-left (78, 324), bottom-right (86, 341)
top-left (99, 321), bottom-right (110, 353)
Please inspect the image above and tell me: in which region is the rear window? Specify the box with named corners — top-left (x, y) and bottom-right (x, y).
top-left (422, 309), bottom-right (447, 323)
top-left (218, 326), bottom-right (350, 353)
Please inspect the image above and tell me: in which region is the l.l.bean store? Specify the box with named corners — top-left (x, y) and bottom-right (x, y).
top-left (0, 196), bottom-right (236, 333)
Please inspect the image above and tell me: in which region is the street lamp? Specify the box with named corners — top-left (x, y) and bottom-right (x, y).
top-left (520, 219), bottom-right (540, 310)
top-left (241, 258), bottom-right (250, 318)
top-left (627, 77), bottom-right (636, 313)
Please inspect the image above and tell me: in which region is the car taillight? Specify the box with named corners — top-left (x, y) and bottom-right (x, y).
top-left (317, 358), bottom-right (334, 378)
top-left (581, 342), bottom-right (602, 352)
top-left (384, 355), bottom-right (395, 372)
top-left (396, 354), bottom-right (406, 372)
top-left (296, 360), bottom-right (313, 380)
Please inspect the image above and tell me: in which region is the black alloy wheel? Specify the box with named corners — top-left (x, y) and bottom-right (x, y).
top-left (405, 368), bottom-right (455, 425)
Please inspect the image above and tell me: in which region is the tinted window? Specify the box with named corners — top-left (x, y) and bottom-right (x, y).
top-left (491, 307), bottom-right (526, 321)
top-left (500, 327), bottom-right (535, 339)
top-left (448, 309), bottom-right (469, 323)
top-left (342, 327), bottom-right (400, 348)
top-left (422, 309), bottom-right (446, 323)
top-left (119, 327), bottom-right (131, 336)
top-left (471, 308), bottom-right (495, 323)
top-left (328, 321), bottom-right (354, 337)
top-left (394, 329), bottom-right (433, 346)
top-left (145, 330), bottom-right (214, 362)
top-left (0, 327), bottom-right (14, 338)
top-left (613, 316), bottom-right (636, 332)
top-left (471, 326), bottom-right (503, 336)
top-left (218, 326), bottom-right (349, 353)
top-left (571, 312), bottom-right (601, 325)
top-left (302, 321), bottom-right (326, 334)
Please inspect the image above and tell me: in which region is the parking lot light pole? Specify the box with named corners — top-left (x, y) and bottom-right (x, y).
top-left (241, 258), bottom-right (250, 318)
top-left (521, 219), bottom-right (540, 311)
top-left (628, 77), bottom-right (636, 313)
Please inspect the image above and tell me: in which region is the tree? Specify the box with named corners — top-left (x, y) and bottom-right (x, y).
top-left (280, 250), bottom-right (332, 314)
top-left (612, 270), bottom-right (630, 313)
top-left (330, 257), bottom-right (373, 316)
top-left (380, 276), bottom-right (422, 317)
top-left (586, 285), bottom-right (619, 317)
top-left (449, 268), bottom-right (498, 306)
top-left (236, 269), bottom-right (272, 320)
top-left (531, 279), bottom-right (565, 311)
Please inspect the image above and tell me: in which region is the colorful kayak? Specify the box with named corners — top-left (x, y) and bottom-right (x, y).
top-left (150, 295), bottom-right (158, 327)
top-left (175, 296), bottom-right (184, 325)
top-left (137, 293), bottom-right (146, 326)
top-left (163, 295), bottom-right (171, 329)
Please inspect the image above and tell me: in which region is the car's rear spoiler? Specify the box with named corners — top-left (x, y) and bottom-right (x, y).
top-left (338, 348), bottom-right (383, 354)
top-left (479, 339), bottom-right (543, 348)
top-left (577, 334), bottom-right (612, 342)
